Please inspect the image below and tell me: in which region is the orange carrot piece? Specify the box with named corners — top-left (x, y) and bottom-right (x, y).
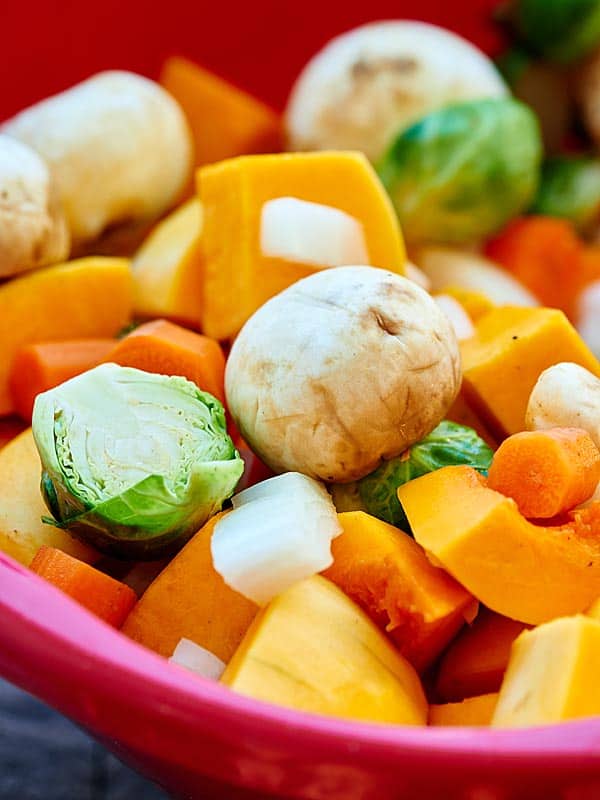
top-left (485, 216), bottom-right (585, 320)
top-left (487, 427), bottom-right (600, 519)
top-left (160, 56), bottom-right (284, 171)
top-left (9, 339), bottom-right (116, 422)
top-left (106, 319), bottom-right (226, 403)
top-left (30, 546), bottom-right (137, 628)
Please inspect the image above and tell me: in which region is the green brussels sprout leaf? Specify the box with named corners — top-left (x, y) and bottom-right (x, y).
top-left (531, 156), bottom-right (600, 232)
top-left (516, 0), bottom-right (600, 64)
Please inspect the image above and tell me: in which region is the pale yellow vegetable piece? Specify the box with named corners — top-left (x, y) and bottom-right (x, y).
top-left (493, 616), bottom-right (600, 727)
top-left (222, 575), bottom-right (428, 725)
top-left (132, 199), bottom-right (203, 329)
top-left (0, 429), bottom-right (96, 566)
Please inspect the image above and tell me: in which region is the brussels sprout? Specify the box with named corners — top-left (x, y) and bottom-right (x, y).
top-left (377, 98), bottom-right (542, 245)
top-left (531, 156), bottom-right (600, 232)
top-left (330, 421), bottom-right (494, 531)
top-left (515, 0), bottom-right (600, 64)
top-left (32, 363), bottom-right (243, 559)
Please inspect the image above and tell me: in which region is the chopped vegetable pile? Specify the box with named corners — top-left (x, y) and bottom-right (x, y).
top-left (4, 1), bottom-right (600, 733)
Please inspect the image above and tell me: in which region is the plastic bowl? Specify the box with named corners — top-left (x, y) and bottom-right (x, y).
top-left (2, 2), bottom-right (600, 797)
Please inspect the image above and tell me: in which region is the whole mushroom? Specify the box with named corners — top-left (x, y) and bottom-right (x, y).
top-left (0, 134), bottom-right (69, 277)
top-left (225, 266), bottom-right (462, 483)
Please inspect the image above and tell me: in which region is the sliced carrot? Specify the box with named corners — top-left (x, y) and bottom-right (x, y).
top-left (106, 319), bottom-right (225, 403)
top-left (30, 546), bottom-right (137, 628)
top-left (160, 56), bottom-right (284, 171)
top-left (487, 427), bottom-right (600, 519)
top-left (485, 216), bottom-right (585, 320)
top-left (9, 339), bottom-right (116, 422)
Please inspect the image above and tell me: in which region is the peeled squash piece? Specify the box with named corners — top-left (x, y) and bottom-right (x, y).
top-left (0, 256), bottom-right (132, 416)
top-left (0, 429), bottom-right (96, 566)
top-left (429, 693), bottom-right (498, 727)
top-left (322, 511), bottom-right (477, 671)
top-left (399, 466), bottom-right (600, 625)
top-left (493, 616), bottom-right (600, 727)
top-left (221, 575), bottom-right (428, 725)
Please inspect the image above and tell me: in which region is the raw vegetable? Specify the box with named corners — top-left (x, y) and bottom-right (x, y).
top-left (487, 428), bottom-right (600, 518)
top-left (169, 638), bottom-right (226, 681)
top-left (30, 546), bottom-right (136, 627)
top-left (9, 339), bottom-right (116, 422)
top-left (132, 198), bottom-right (204, 329)
top-left (226, 266), bottom-right (461, 483)
top-left (322, 511), bottom-right (477, 671)
top-left (433, 295), bottom-right (475, 342)
top-left (461, 307), bottom-right (600, 438)
top-left (440, 288), bottom-right (495, 323)
top-left (577, 48), bottom-right (600, 149)
top-left (211, 472), bottom-right (341, 605)
top-left (285, 21), bottom-right (507, 163)
top-left (577, 280), bottom-right (600, 357)
top-left (0, 134), bottom-right (69, 277)
top-left (514, 0), bottom-right (600, 64)
top-left (492, 616), bottom-right (600, 727)
top-left (1, 72), bottom-right (192, 246)
top-left (526, 363), bottom-right (600, 449)
top-left (0, 429), bottom-right (96, 566)
top-left (161, 56), bottom-right (283, 170)
top-left (0, 256), bottom-right (132, 417)
top-left (32, 363), bottom-right (243, 559)
top-left (531, 157), bottom-right (600, 233)
top-left (107, 319), bottom-right (226, 404)
top-left (446, 393), bottom-right (498, 450)
top-left (399, 465), bottom-right (600, 624)
top-left (486, 217), bottom-right (587, 319)
top-left (331, 421), bottom-right (493, 529)
top-left (0, 418), bottom-right (27, 450)
top-left (221, 575), bottom-right (428, 725)
top-left (377, 98), bottom-right (542, 245)
top-left (198, 152), bottom-right (406, 340)
top-left (122, 513), bottom-right (258, 662)
top-left (429, 694), bottom-right (499, 727)
top-left (435, 609), bottom-right (531, 702)
top-left (413, 246), bottom-right (538, 307)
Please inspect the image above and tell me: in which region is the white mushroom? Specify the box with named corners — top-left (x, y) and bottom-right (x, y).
top-left (285, 21), bottom-right (508, 162)
top-left (0, 134), bottom-right (69, 277)
top-left (2, 71), bottom-right (193, 247)
top-left (225, 266), bottom-right (461, 483)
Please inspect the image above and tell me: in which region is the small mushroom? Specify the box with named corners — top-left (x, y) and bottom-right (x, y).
top-left (0, 134), bottom-right (69, 278)
top-left (225, 266), bottom-right (461, 483)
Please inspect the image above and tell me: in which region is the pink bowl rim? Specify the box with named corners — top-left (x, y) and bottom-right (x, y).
top-left (3, 550), bottom-right (600, 769)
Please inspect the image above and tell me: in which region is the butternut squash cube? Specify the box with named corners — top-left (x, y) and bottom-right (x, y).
top-left (132, 199), bottom-right (203, 329)
top-left (398, 466), bottom-right (600, 624)
top-left (461, 307), bottom-right (600, 438)
top-left (161, 56), bottom-right (284, 169)
top-left (429, 693), bottom-right (499, 727)
top-left (198, 152), bottom-right (406, 339)
top-left (0, 429), bottom-right (96, 566)
top-left (435, 609), bottom-right (530, 701)
top-left (493, 616), bottom-right (600, 727)
top-left (121, 512), bottom-right (258, 663)
top-left (322, 511), bottom-right (477, 671)
top-left (221, 575), bottom-right (427, 725)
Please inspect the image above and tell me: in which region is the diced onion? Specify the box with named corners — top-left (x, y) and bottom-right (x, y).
top-left (169, 638), bottom-right (226, 680)
top-left (260, 196), bottom-right (369, 267)
top-left (433, 294), bottom-right (476, 341)
top-left (404, 261), bottom-right (431, 292)
top-left (212, 472), bottom-right (342, 605)
top-left (577, 280), bottom-right (600, 359)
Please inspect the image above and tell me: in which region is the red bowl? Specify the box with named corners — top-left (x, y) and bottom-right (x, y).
top-left (3, 2), bottom-right (600, 798)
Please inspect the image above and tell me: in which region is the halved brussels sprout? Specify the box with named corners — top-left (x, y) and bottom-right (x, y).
top-left (515, 0), bottom-right (600, 64)
top-left (330, 421), bottom-right (494, 530)
top-left (531, 156), bottom-right (600, 232)
top-left (32, 363), bottom-right (243, 559)
top-left (377, 98), bottom-right (542, 245)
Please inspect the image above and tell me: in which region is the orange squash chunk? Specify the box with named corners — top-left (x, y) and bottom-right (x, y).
top-left (122, 513), bottom-right (258, 662)
top-left (161, 56), bottom-right (284, 169)
top-left (435, 609), bottom-right (530, 702)
top-left (399, 465), bottom-right (600, 625)
top-left (322, 511), bottom-right (477, 672)
top-left (461, 307), bottom-right (600, 438)
top-left (198, 152), bottom-right (406, 339)
top-left (429, 693), bottom-right (499, 727)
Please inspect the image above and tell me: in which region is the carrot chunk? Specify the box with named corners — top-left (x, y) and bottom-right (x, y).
top-left (487, 427), bottom-right (600, 519)
top-left (29, 546), bottom-right (136, 628)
